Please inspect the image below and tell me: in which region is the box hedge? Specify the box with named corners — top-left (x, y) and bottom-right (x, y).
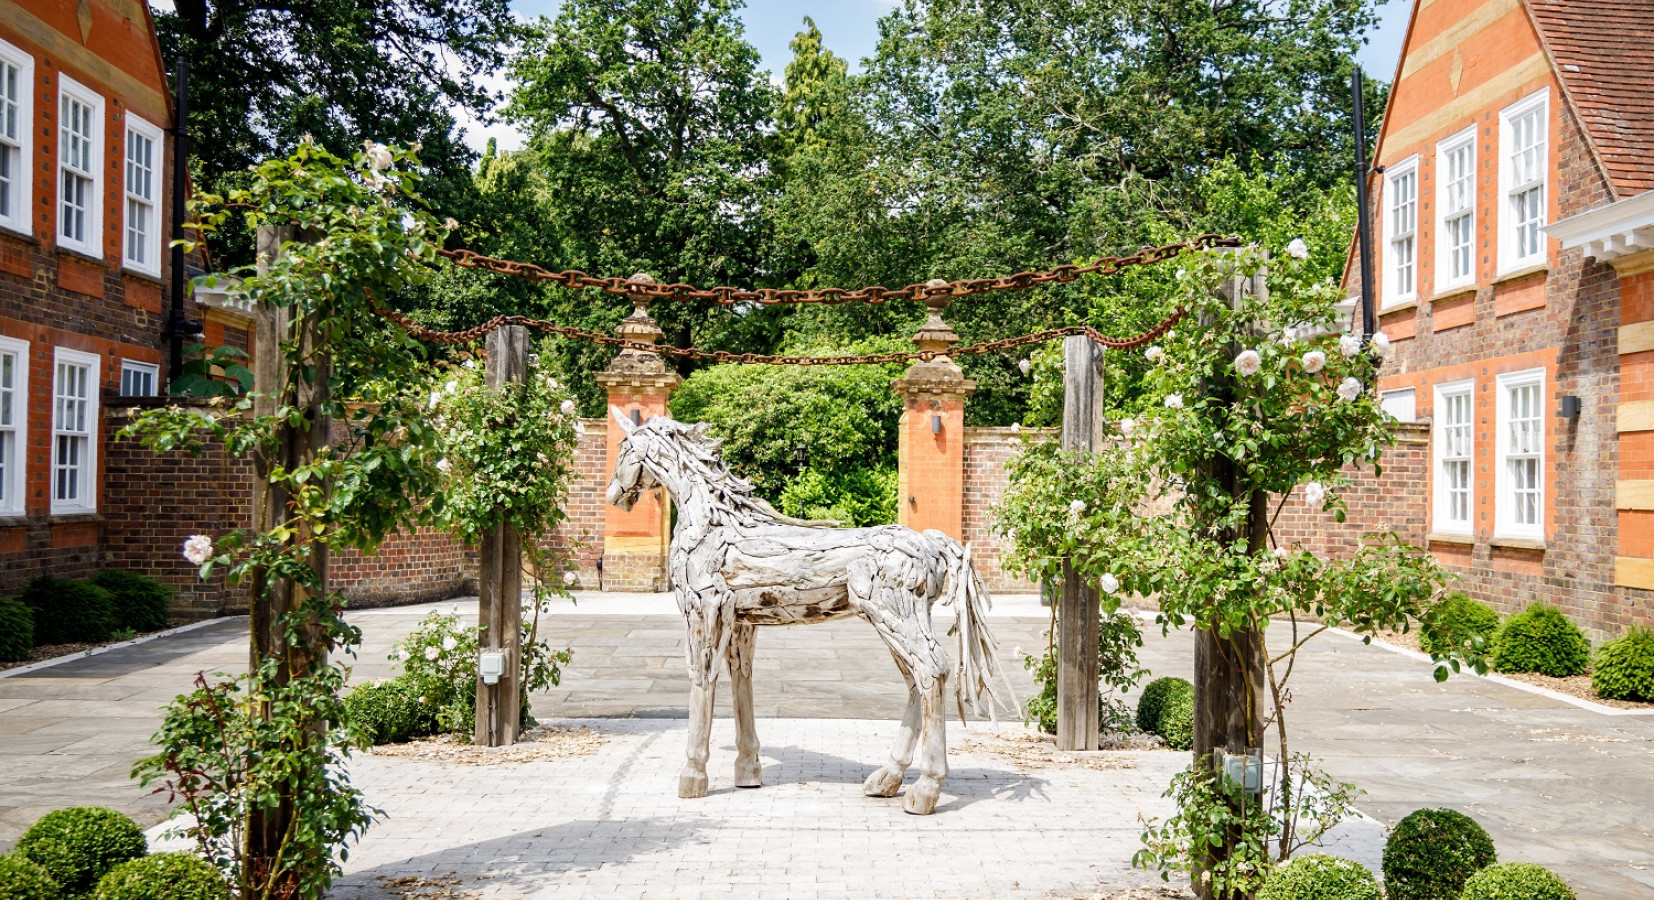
top-left (1381, 807), bottom-right (1496, 900)
top-left (1256, 853), bottom-right (1382, 900)
top-left (15, 807), bottom-right (147, 896)
top-left (1591, 627), bottom-right (1654, 703)
top-left (1419, 592), bottom-right (1500, 656)
top-left (0, 595), bottom-right (33, 662)
top-left (1459, 862), bottom-right (1576, 900)
top-left (92, 853), bottom-right (229, 900)
top-left (18, 578), bottom-right (119, 646)
top-left (1491, 603), bottom-right (1590, 678)
top-left (87, 570), bottom-right (172, 634)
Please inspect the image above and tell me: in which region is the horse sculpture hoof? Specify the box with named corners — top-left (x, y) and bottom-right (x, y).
top-left (735, 759), bottom-right (763, 788)
top-left (679, 769), bottom-right (709, 799)
top-left (863, 766), bottom-right (905, 798)
top-left (901, 777), bottom-right (942, 815)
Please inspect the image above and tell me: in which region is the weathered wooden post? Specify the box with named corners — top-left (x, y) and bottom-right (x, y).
top-left (1056, 335), bottom-right (1106, 751)
top-left (248, 225), bottom-right (329, 869)
top-left (475, 324), bottom-right (529, 746)
top-left (1191, 258), bottom-right (1268, 899)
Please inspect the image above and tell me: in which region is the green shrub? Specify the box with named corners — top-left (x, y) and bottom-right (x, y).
top-left (1136, 676), bottom-right (1194, 749)
top-left (1591, 627), bottom-right (1654, 702)
top-left (1492, 604), bottom-right (1590, 677)
top-left (0, 595), bottom-right (34, 662)
top-left (18, 578), bottom-right (119, 646)
top-left (0, 854), bottom-right (61, 900)
top-left (1460, 862), bottom-right (1576, 900)
top-left (1420, 592), bottom-right (1501, 655)
top-left (92, 852), bottom-right (228, 900)
top-left (16, 807), bottom-right (147, 895)
top-left (1381, 807), bottom-right (1496, 900)
top-left (87, 571), bottom-right (171, 634)
top-left (1256, 853), bottom-right (1382, 900)
top-left (343, 677), bottom-right (442, 745)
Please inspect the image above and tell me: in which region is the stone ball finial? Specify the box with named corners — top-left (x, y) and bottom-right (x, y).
top-left (923, 278), bottom-right (951, 313)
top-left (625, 273), bottom-right (657, 318)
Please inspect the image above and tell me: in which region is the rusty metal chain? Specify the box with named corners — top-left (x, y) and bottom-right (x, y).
top-left (435, 234), bottom-right (1240, 307)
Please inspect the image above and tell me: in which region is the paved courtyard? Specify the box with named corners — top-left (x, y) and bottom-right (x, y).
top-left (2, 592), bottom-right (1651, 897)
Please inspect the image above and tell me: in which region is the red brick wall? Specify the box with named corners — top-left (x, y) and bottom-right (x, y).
top-left (961, 427), bottom-right (1043, 593)
top-left (1273, 424), bottom-right (1430, 560)
top-left (537, 419), bottom-right (608, 590)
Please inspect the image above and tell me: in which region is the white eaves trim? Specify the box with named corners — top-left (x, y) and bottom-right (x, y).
top-left (1546, 189), bottom-right (1654, 264)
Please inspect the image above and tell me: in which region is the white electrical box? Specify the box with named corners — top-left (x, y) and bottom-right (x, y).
top-left (478, 651), bottom-right (506, 685)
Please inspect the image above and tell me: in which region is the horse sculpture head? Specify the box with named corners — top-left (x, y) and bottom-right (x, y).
top-left (605, 408), bottom-right (660, 512)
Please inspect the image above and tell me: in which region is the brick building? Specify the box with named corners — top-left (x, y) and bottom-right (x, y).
top-left (0, 0), bottom-right (257, 596)
top-left (1339, 0), bottom-right (1653, 636)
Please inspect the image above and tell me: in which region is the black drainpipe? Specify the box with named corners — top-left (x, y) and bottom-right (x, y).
top-left (1352, 66), bottom-right (1378, 341)
top-left (166, 57), bottom-right (191, 392)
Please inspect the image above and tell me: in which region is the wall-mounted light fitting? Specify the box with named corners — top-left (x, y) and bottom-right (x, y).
top-left (630, 409), bottom-right (642, 425)
top-left (1558, 395), bottom-right (1581, 419)
top-left (931, 414), bottom-right (943, 434)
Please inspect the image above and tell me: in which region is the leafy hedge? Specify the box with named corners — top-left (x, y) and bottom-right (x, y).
top-left (15, 807), bottom-right (147, 896)
top-left (1459, 862), bottom-right (1576, 900)
top-left (1591, 627), bottom-right (1654, 702)
top-left (1381, 807), bottom-right (1496, 900)
top-left (1419, 592), bottom-right (1500, 656)
top-left (88, 570), bottom-right (172, 634)
top-left (1136, 676), bottom-right (1194, 750)
top-left (0, 854), bottom-right (61, 900)
top-left (18, 577), bottom-right (118, 646)
top-left (342, 678), bottom-right (442, 745)
top-left (0, 595), bottom-right (33, 661)
top-left (92, 852), bottom-right (229, 900)
top-left (1492, 604), bottom-right (1590, 677)
top-left (1256, 853), bottom-right (1381, 900)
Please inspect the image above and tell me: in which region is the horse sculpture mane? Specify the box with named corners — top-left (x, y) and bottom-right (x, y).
top-left (607, 410), bottom-right (1014, 816)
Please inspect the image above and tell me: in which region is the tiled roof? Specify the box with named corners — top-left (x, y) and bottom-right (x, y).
top-left (1528, 0), bottom-right (1654, 198)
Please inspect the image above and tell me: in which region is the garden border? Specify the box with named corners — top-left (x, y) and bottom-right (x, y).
top-left (1327, 626), bottom-right (1654, 717)
top-left (0, 616), bottom-right (245, 680)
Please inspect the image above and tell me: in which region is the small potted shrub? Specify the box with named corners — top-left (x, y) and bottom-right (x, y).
top-left (93, 852), bottom-right (229, 900)
top-left (18, 577), bottom-right (118, 646)
top-left (0, 595), bottom-right (33, 662)
top-left (0, 854), bottom-right (61, 900)
top-left (1256, 853), bottom-right (1382, 900)
top-left (1591, 627), bottom-right (1654, 702)
top-left (88, 570), bottom-right (172, 634)
top-left (15, 807), bottom-right (147, 896)
top-left (1460, 862), bottom-right (1576, 900)
top-left (1382, 807), bottom-right (1496, 900)
top-left (1491, 603), bottom-right (1590, 677)
top-left (1420, 592), bottom-right (1500, 655)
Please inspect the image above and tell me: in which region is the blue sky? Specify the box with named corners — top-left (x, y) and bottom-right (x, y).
top-left (471, 0), bottom-right (1412, 152)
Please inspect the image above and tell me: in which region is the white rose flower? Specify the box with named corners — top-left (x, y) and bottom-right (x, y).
top-left (424, 646), bottom-right (440, 661)
top-left (1278, 331), bottom-right (1295, 349)
top-left (1069, 499), bottom-right (1087, 517)
top-left (563, 571), bottom-right (577, 586)
top-left (1286, 238), bottom-right (1309, 260)
top-left (464, 359), bottom-right (478, 369)
top-left (366, 143), bottom-right (393, 171)
top-left (1337, 377), bottom-right (1363, 402)
top-left (441, 636), bottom-right (457, 651)
top-left (182, 534), bottom-right (214, 566)
top-left (1099, 573), bottom-right (1120, 595)
top-left (428, 391), bottom-right (441, 410)
top-left (560, 399), bottom-right (578, 416)
top-left (1304, 481), bottom-right (1326, 506)
top-left (573, 421), bottom-right (587, 437)
top-left (1301, 350), bottom-right (1326, 374)
top-left (436, 458), bottom-right (450, 473)
top-left (1370, 331), bottom-right (1392, 358)
top-left (1119, 418), bottom-right (1135, 436)
top-left (444, 380), bottom-right (458, 395)
top-left (1339, 333), bottom-right (1362, 358)
top-left (1234, 349), bottom-right (1262, 377)
top-left (1145, 346), bottom-right (1165, 363)
top-left (1164, 393), bottom-right (1184, 409)
top-left (443, 217), bottom-right (460, 231)
top-left (1009, 422), bottom-right (1021, 434)
top-left (1018, 358), bottom-right (1032, 376)
top-left (545, 376), bottom-right (560, 390)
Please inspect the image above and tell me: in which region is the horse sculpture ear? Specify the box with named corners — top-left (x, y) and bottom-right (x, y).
top-left (610, 406), bottom-right (637, 435)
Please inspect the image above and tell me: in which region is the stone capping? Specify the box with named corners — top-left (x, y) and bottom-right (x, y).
top-left (1488, 536), bottom-right (1547, 552)
top-left (1392, 421), bottom-right (1430, 443)
top-left (1378, 299), bottom-right (1419, 315)
top-left (47, 513), bottom-right (103, 525)
top-left (1490, 263), bottom-right (1549, 287)
top-left (963, 426), bottom-right (1055, 443)
top-left (1429, 285), bottom-right (1477, 305)
top-left (1426, 531), bottom-right (1475, 546)
top-left (54, 245), bottom-right (109, 269)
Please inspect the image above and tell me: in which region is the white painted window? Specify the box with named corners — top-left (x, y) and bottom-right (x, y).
top-left (0, 39), bottom-right (32, 235)
top-left (1499, 90), bottom-right (1549, 273)
top-left (51, 348), bottom-right (99, 514)
top-left (58, 76), bottom-right (103, 256)
top-left (1383, 156), bottom-right (1420, 306)
top-left (119, 359), bottom-right (157, 397)
top-left (0, 336), bottom-right (26, 515)
top-left (1380, 388), bottom-right (1417, 423)
top-left (123, 115), bottom-right (163, 276)
top-left (1436, 127), bottom-right (1476, 291)
top-left (1432, 380), bottom-right (1473, 535)
top-left (1495, 369), bottom-right (1545, 539)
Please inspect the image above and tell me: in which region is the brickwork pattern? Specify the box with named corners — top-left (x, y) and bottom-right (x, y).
top-left (1273, 425), bottom-right (1430, 560)
top-left (536, 419), bottom-right (608, 590)
top-left (961, 428), bottom-right (1042, 592)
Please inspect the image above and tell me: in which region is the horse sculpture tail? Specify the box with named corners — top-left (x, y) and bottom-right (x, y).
top-left (924, 531), bottom-right (1018, 727)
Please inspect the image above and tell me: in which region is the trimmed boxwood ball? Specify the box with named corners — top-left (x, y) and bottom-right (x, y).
top-left (88, 570), bottom-right (172, 634)
top-left (1492, 603), bottom-right (1590, 677)
top-left (1382, 807), bottom-right (1496, 900)
top-left (92, 853), bottom-right (228, 900)
top-left (1256, 853), bottom-right (1382, 900)
top-left (1156, 686), bottom-right (1194, 751)
top-left (16, 807), bottom-right (147, 895)
top-left (1591, 627), bottom-right (1654, 702)
top-left (343, 677), bottom-right (441, 745)
top-left (1135, 676), bottom-right (1192, 735)
top-left (0, 595), bottom-right (34, 662)
top-left (0, 854), bottom-right (62, 900)
top-left (1420, 592), bottom-right (1501, 656)
top-left (1460, 862), bottom-right (1576, 900)
top-left (18, 577), bottom-right (119, 646)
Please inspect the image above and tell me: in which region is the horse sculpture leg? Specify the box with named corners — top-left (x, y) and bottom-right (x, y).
top-left (680, 586), bottom-right (732, 800)
top-left (728, 623), bottom-right (762, 788)
top-left (863, 651), bottom-right (920, 797)
top-left (905, 668), bottom-right (949, 816)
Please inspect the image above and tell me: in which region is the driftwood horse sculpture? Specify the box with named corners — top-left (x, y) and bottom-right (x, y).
top-left (605, 411), bottom-right (1011, 815)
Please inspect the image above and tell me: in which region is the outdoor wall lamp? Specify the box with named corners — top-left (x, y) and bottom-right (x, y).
top-left (630, 409), bottom-right (642, 425)
top-left (932, 414), bottom-right (943, 434)
top-left (1558, 396), bottom-right (1582, 419)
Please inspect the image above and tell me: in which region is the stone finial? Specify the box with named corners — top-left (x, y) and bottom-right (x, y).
top-left (598, 272), bottom-right (680, 388)
top-left (894, 278), bottom-right (973, 399)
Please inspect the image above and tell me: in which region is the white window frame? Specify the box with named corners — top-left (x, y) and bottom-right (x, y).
top-left (1382, 155), bottom-right (1420, 307)
top-left (57, 75), bottom-right (103, 257)
top-left (119, 359), bottom-right (158, 397)
top-left (1380, 388), bottom-right (1417, 423)
top-left (1498, 89), bottom-right (1549, 274)
top-left (50, 347), bottom-right (100, 514)
top-left (122, 114), bottom-right (163, 277)
top-left (1435, 127), bottom-right (1477, 292)
top-left (0, 38), bottom-right (33, 236)
top-left (0, 335), bottom-right (27, 516)
top-left (1494, 368), bottom-right (1546, 540)
top-left (1432, 380), bottom-right (1475, 536)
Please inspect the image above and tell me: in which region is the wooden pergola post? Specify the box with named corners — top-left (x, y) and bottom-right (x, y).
top-left (1056, 334), bottom-right (1105, 751)
top-left (474, 324), bottom-right (529, 746)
